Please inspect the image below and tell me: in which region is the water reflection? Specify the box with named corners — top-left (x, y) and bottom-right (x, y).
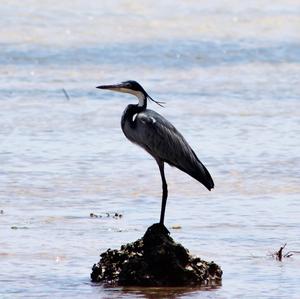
top-left (106, 285), bottom-right (222, 299)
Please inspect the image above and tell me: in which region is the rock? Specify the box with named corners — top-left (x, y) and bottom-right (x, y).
top-left (91, 223), bottom-right (222, 286)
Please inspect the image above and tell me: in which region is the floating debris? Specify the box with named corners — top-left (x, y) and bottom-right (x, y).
top-left (90, 213), bottom-right (101, 218)
top-left (91, 223), bottom-right (222, 286)
top-left (0, 210), bottom-right (3, 214)
top-left (11, 226), bottom-right (29, 230)
top-left (171, 224), bottom-right (182, 230)
top-left (90, 212), bottom-right (123, 219)
top-left (113, 212), bottom-right (123, 219)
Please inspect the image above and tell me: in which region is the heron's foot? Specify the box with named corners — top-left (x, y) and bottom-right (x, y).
top-left (146, 222), bottom-right (170, 236)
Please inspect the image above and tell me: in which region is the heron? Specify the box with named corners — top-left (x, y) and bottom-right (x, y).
top-left (96, 81), bottom-right (214, 226)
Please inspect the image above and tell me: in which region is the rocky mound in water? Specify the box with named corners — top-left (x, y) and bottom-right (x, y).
top-left (91, 223), bottom-right (222, 286)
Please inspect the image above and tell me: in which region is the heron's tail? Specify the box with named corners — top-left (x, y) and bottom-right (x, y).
top-left (193, 161), bottom-right (214, 191)
top-left (179, 150), bottom-right (214, 191)
top-left (174, 159), bottom-right (214, 191)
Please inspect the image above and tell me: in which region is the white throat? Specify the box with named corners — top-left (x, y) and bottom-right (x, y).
top-left (118, 88), bottom-right (146, 107)
top-left (136, 91), bottom-right (146, 107)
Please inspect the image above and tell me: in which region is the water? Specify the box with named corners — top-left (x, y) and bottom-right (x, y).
top-left (0, 1), bottom-right (300, 298)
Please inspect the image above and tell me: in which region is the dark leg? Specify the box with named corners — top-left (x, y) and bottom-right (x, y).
top-left (157, 160), bottom-right (168, 225)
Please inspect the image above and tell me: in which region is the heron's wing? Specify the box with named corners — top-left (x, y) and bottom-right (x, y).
top-left (133, 110), bottom-right (214, 190)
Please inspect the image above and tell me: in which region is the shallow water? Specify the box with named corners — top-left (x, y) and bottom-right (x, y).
top-left (1, 1), bottom-right (300, 298)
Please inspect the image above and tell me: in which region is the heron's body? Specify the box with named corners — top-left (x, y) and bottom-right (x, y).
top-left (121, 106), bottom-right (213, 190)
top-left (97, 81), bottom-right (214, 226)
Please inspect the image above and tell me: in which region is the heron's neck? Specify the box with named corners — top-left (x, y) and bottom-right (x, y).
top-left (121, 92), bottom-right (147, 130)
top-left (121, 104), bottom-right (144, 130)
top-left (135, 91), bottom-right (147, 109)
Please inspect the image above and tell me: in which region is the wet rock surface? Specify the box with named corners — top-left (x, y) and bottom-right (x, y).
top-left (91, 223), bottom-right (222, 286)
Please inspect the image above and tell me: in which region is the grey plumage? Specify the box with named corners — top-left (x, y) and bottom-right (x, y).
top-left (123, 109), bottom-right (214, 191)
top-left (97, 80), bottom-right (214, 226)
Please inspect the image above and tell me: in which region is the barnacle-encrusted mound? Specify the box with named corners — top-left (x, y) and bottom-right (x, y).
top-left (91, 223), bottom-right (222, 286)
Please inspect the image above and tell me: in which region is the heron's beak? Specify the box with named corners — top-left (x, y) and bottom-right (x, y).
top-left (96, 83), bottom-right (127, 92)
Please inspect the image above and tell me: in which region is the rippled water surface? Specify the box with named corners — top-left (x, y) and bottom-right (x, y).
top-left (1, 1), bottom-right (300, 298)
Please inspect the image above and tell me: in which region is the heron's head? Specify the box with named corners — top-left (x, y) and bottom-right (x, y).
top-left (96, 80), bottom-right (164, 107)
top-left (97, 80), bottom-right (146, 98)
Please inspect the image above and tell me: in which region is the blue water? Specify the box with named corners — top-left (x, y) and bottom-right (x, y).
top-left (0, 1), bottom-right (300, 298)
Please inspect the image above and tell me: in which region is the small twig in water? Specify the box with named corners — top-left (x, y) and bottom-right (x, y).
top-left (277, 243), bottom-right (286, 261)
top-left (271, 244), bottom-right (300, 261)
top-left (284, 251), bottom-right (300, 258)
top-left (270, 243), bottom-right (286, 261)
top-left (62, 88), bottom-right (71, 101)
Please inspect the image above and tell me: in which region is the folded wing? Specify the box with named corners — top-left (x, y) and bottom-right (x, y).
top-left (130, 110), bottom-right (214, 191)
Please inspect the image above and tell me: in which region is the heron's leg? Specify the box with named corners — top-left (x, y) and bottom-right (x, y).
top-left (157, 161), bottom-right (168, 225)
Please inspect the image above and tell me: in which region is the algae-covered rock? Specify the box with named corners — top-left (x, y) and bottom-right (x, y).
top-left (91, 223), bottom-right (222, 286)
